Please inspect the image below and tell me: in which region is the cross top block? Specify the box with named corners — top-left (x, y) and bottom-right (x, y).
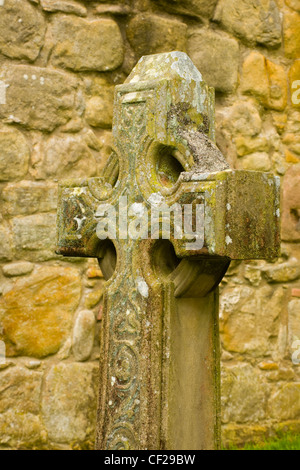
top-left (56, 52), bottom-right (281, 450)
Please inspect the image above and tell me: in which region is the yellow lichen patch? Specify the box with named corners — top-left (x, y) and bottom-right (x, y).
top-left (258, 362), bottom-right (279, 371)
top-left (285, 149), bottom-right (300, 163)
top-left (284, 10), bottom-right (300, 59)
top-left (241, 52), bottom-right (288, 111)
top-left (0, 267), bottom-right (81, 358)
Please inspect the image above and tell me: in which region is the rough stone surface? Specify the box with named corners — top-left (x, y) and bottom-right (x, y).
top-left (0, 224), bottom-right (13, 262)
top-left (0, 366), bottom-right (42, 415)
top-left (127, 14), bottom-right (187, 57)
top-left (72, 310), bottom-right (96, 361)
top-left (288, 299), bottom-right (300, 342)
top-left (264, 260), bottom-right (300, 283)
top-left (0, 0), bottom-right (46, 61)
top-left (51, 16), bottom-right (124, 72)
top-left (1, 182), bottom-right (57, 216)
top-left (12, 214), bottom-right (57, 261)
top-left (0, 267), bottom-right (81, 357)
top-left (86, 90), bottom-right (114, 128)
top-left (213, 0), bottom-right (282, 47)
top-left (187, 29), bottom-right (239, 93)
top-left (285, 0), bottom-right (300, 11)
top-left (222, 364), bottom-right (270, 423)
top-left (284, 10), bottom-right (300, 59)
top-left (0, 66), bottom-right (78, 132)
top-left (41, 363), bottom-right (98, 444)
top-left (33, 134), bottom-right (98, 180)
top-left (0, 367), bottom-right (45, 448)
top-left (241, 52), bottom-right (288, 111)
top-left (237, 152), bottom-right (271, 171)
top-left (0, 128), bottom-right (30, 182)
top-left (220, 286), bottom-right (285, 356)
top-left (282, 164), bottom-right (300, 241)
top-left (269, 384), bottom-right (300, 420)
top-left (2, 261), bottom-right (34, 277)
top-left (40, 0), bottom-right (88, 16)
top-left (151, 0), bottom-right (218, 18)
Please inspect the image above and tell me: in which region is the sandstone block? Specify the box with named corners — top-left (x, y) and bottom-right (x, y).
top-left (0, 66), bottom-right (77, 132)
top-left (187, 29), bottom-right (239, 93)
top-left (0, 266), bottom-right (81, 357)
top-left (0, 128), bottom-right (30, 182)
top-left (284, 10), bottom-right (300, 59)
top-left (282, 163), bottom-right (300, 241)
top-left (238, 152), bottom-right (271, 171)
top-left (2, 182), bottom-right (57, 216)
top-left (220, 286), bottom-right (285, 356)
top-left (288, 299), bottom-right (300, 341)
top-left (127, 14), bottom-right (187, 57)
top-left (40, 0), bottom-right (87, 16)
top-left (264, 260), bottom-right (300, 283)
top-left (0, 366), bottom-right (42, 414)
top-left (150, 0), bottom-right (218, 18)
top-left (222, 363), bottom-right (269, 424)
top-left (0, 0), bottom-right (46, 61)
top-left (241, 52), bottom-right (288, 111)
top-left (86, 94), bottom-right (114, 128)
top-left (285, 0), bottom-right (300, 11)
top-left (12, 213), bottom-right (57, 261)
top-left (269, 383), bottom-right (300, 420)
top-left (214, 0), bottom-right (282, 48)
top-left (41, 363), bottom-right (98, 443)
top-left (0, 224), bottom-right (13, 262)
top-left (51, 16), bottom-right (124, 72)
top-left (72, 310), bottom-right (96, 361)
top-left (2, 261), bottom-right (34, 277)
top-left (33, 134), bottom-right (98, 180)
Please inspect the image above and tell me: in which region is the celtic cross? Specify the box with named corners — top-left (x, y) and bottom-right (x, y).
top-left (56, 52), bottom-right (280, 450)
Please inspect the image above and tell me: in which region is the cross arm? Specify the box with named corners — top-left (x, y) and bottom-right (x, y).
top-left (176, 169), bottom-right (281, 260)
top-left (56, 177), bottom-right (111, 258)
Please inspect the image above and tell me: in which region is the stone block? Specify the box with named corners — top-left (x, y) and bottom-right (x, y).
top-left (0, 0), bottom-right (46, 61)
top-left (269, 383), bottom-right (300, 420)
top-left (284, 10), bottom-right (300, 59)
top-left (33, 134), bottom-right (97, 180)
top-left (127, 14), bottom-right (187, 57)
top-left (41, 363), bottom-right (98, 444)
top-left (213, 0), bottom-right (282, 48)
top-left (150, 0), bottom-right (218, 18)
top-left (220, 286), bottom-right (285, 356)
top-left (12, 213), bottom-right (57, 261)
top-left (0, 65), bottom-right (77, 132)
top-left (51, 16), bottom-right (124, 72)
top-left (281, 163), bottom-right (300, 241)
top-left (222, 363), bottom-right (269, 423)
top-left (241, 52), bottom-right (288, 111)
top-left (2, 182), bottom-right (58, 216)
top-left (0, 266), bottom-right (81, 357)
top-left (0, 128), bottom-right (30, 182)
top-left (72, 310), bottom-right (96, 361)
top-left (187, 29), bottom-right (239, 93)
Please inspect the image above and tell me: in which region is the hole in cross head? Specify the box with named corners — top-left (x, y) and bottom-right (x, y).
top-left (97, 239), bottom-right (117, 281)
top-left (156, 145), bottom-right (185, 189)
top-left (152, 239), bottom-right (181, 279)
top-left (291, 208), bottom-right (300, 232)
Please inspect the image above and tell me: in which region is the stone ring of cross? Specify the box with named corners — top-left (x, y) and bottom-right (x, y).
top-left (56, 52), bottom-right (280, 450)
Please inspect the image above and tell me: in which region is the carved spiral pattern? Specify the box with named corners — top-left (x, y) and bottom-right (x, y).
top-left (103, 100), bottom-right (148, 450)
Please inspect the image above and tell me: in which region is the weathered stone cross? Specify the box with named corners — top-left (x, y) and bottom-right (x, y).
top-left (56, 52), bottom-right (280, 450)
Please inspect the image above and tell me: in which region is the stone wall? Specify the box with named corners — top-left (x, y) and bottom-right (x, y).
top-left (0, 0), bottom-right (299, 449)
